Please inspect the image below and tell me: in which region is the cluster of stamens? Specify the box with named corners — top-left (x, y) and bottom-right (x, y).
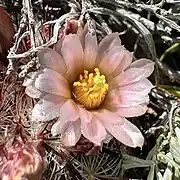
top-left (72, 68), bottom-right (109, 109)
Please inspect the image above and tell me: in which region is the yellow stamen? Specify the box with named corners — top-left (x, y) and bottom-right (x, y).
top-left (72, 68), bottom-right (109, 109)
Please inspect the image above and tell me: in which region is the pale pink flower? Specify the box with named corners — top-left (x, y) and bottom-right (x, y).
top-left (23, 25), bottom-right (154, 148)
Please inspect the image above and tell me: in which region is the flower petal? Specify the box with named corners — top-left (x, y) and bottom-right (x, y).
top-left (96, 110), bottom-right (144, 147)
top-left (128, 58), bottom-right (154, 69)
top-left (96, 33), bottom-right (121, 66)
top-left (99, 46), bottom-right (132, 76)
top-left (38, 47), bottom-right (67, 75)
top-left (93, 109), bottom-right (125, 124)
top-left (25, 85), bottom-right (43, 98)
top-left (52, 119), bottom-right (81, 146)
top-left (106, 88), bottom-right (149, 108)
top-left (79, 107), bottom-right (93, 123)
top-left (32, 94), bottom-right (67, 122)
top-left (61, 34), bottom-right (83, 82)
top-left (23, 72), bottom-right (38, 87)
top-left (51, 99), bottom-right (79, 134)
top-left (77, 23), bottom-right (88, 48)
top-left (49, 99), bottom-right (81, 145)
top-left (118, 79), bottom-right (154, 93)
top-left (23, 71), bottom-right (44, 98)
top-left (111, 59), bottom-right (154, 87)
top-left (94, 109), bottom-right (125, 125)
top-left (110, 50), bottom-right (133, 77)
top-left (103, 102), bottom-right (148, 117)
top-left (116, 104), bottom-right (148, 117)
top-left (61, 119), bottom-right (81, 146)
top-left (54, 38), bottom-right (64, 54)
top-left (84, 33), bottom-right (98, 71)
top-left (103, 133), bottom-right (113, 143)
top-left (34, 68), bottom-right (71, 98)
top-left (60, 99), bottom-right (79, 124)
top-left (103, 79), bottom-right (152, 115)
top-left (81, 115), bottom-right (107, 146)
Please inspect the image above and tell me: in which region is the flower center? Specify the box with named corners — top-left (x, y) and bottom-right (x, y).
top-left (72, 68), bottom-right (109, 110)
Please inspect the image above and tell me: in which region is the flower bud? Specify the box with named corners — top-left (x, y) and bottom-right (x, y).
top-left (0, 144), bottom-right (44, 180)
